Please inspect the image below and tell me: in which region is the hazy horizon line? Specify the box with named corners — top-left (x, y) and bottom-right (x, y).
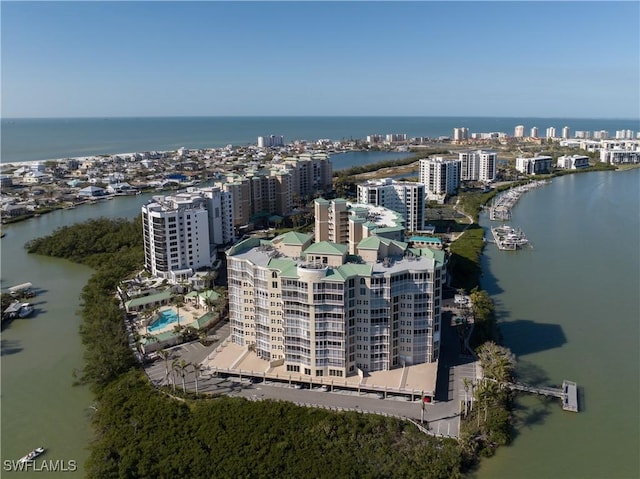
top-left (3, 114), bottom-right (639, 121)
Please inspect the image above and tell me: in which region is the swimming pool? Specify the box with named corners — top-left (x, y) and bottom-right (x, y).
top-left (148, 309), bottom-right (184, 333)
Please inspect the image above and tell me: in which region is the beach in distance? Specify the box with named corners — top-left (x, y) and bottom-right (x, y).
top-left (2, 116), bottom-right (638, 164)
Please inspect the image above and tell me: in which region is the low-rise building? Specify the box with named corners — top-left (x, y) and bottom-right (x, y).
top-left (515, 156), bottom-right (553, 175)
top-left (556, 155), bottom-right (589, 170)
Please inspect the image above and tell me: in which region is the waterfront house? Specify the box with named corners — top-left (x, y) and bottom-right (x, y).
top-left (78, 185), bottom-right (106, 197)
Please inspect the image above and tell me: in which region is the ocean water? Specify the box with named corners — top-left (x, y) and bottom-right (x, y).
top-left (2, 116), bottom-right (638, 163)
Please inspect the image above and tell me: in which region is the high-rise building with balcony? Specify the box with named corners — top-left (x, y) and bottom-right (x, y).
top-left (257, 135), bottom-right (285, 148)
top-left (419, 157), bottom-right (461, 198)
top-left (458, 150), bottom-right (497, 183)
top-left (514, 125), bottom-right (525, 138)
top-left (453, 127), bottom-right (469, 142)
top-left (356, 179), bottom-right (425, 232)
top-left (226, 229), bottom-right (446, 377)
top-left (141, 187), bottom-right (234, 281)
top-left (282, 153), bottom-right (333, 200)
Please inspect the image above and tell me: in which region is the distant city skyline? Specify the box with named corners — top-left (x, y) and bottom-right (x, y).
top-left (2, 1), bottom-right (639, 119)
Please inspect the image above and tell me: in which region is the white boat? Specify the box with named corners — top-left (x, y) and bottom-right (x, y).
top-left (18, 447), bottom-right (45, 463)
top-left (18, 303), bottom-right (35, 318)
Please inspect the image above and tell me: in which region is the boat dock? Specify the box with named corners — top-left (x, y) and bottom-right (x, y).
top-left (489, 180), bottom-right (550, 221)
top-left (508, 380), bottom-right (579, 412)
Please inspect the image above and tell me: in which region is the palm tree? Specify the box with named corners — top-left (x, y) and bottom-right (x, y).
top-left (171, 358), bottom-right (180, 392)
top-left (191, 362), bottom-right (204, 395)
top-left (203, 294), bottom-right (215, 313)
top-left (197, 328), bottom-right (209, 345)
top-left (477, 341), bottom-right (515, 385)
top-left (176, 359), bottom-right (188, 393)
top-left (174, 296), bottom-right (184, 328)
top-left (158, 349), bottom-right (171, 386)
top-left (462, 377), bottom-right (471, 417)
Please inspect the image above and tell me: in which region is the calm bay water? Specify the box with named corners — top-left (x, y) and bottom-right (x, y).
top-left (474, 169), bottom-right (640, 479)
top-left (0, 194), bottom-right (156, 476)
top-left (2, 116), bottom-right (638, 163)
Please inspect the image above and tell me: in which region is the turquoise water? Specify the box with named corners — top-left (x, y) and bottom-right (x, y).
top-left (148, 309), bottom-right (183, 333)
top-left (2, 116), bottom-right (637, 163)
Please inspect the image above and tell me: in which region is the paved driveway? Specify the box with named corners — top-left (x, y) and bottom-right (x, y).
top-left (144, 319), bottom-right (477, 438)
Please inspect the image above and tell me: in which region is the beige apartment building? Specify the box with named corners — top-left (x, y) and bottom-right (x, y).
top-left (215, 153), bottom-right (332, 229)
top-left (227, 202), bottom-right (446, 380)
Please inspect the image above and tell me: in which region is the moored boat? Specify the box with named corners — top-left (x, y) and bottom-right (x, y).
top-left (18, 447), bottom-right (45, 463)
top-left (491, 225), bottom-right (529, 250)
top-left (18, 303), bottom-right (35, 318)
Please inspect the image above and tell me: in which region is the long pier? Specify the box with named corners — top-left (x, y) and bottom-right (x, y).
top-left (508, 380), bottom-right (579, 412)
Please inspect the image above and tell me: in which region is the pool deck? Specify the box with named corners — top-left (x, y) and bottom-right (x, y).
top-left (139, 305), bottom-right (204, 336)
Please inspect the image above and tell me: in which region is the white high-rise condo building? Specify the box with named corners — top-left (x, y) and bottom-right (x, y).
top-left (530, 127), bottom-right (539, 138)
top-left (453, 127), bottom-right (469, 142)
top-left (419, 157), bottom-right (461, 200)
top-left (546, 127), bottom-right (557, 139)
top-left (562, 126), bottom-right (571, 139)
top-left (356, 179), bottom-right (425, 232)
top-left (615, 130), bottom-right (635, 140)
top-left (514, 125), bottom-right (525, 138)
top-left (142, 187), bottom-right (235, 281)
top-left (257, 135), bottom-right (285, 148)
top-left (593, 130), bottom-right (609, 140)
top-left (458, 150), bottom-right (497, 183)
top-left (385, 133), bottom-right (407, 143)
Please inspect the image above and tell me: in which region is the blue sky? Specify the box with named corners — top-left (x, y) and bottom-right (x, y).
top-left (2, 1), bottom-right (639, 118)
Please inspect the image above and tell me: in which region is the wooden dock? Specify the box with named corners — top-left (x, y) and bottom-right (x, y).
top-left (562, 380), bottom-right (579, 412)
top-left (507, 379), bottom-right (579, 412)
